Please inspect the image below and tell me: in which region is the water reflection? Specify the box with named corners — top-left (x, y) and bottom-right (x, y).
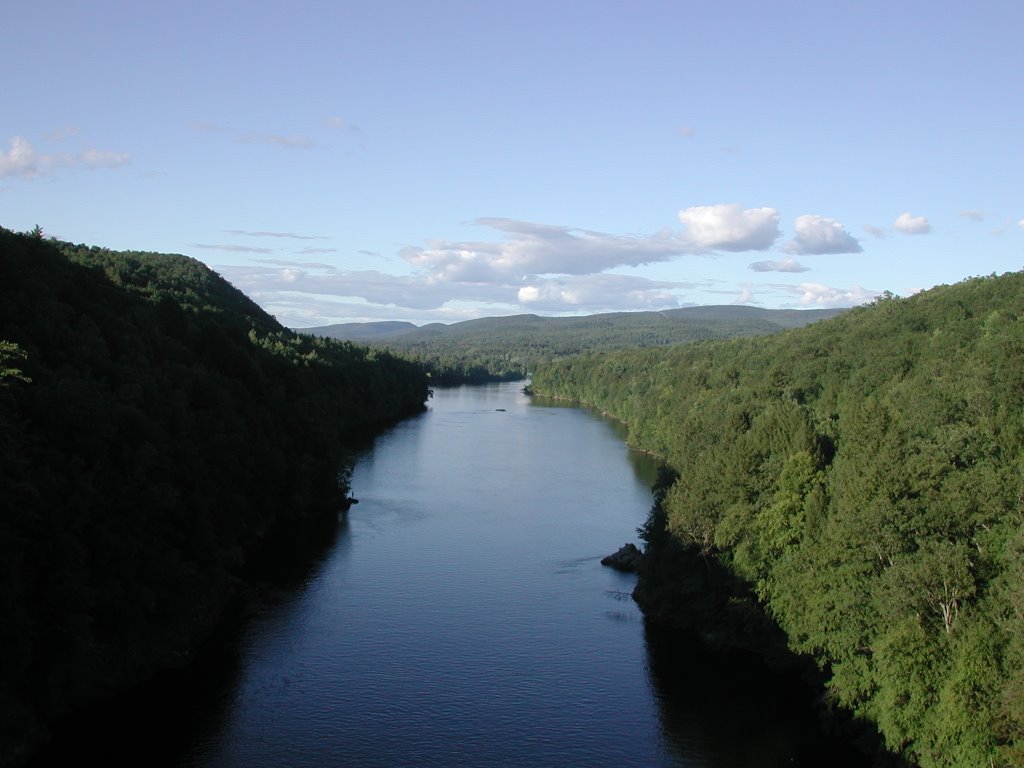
top-left (644, 621), bottom-right (870, 768)
top-left (30, 509), bottom-right (353, 768)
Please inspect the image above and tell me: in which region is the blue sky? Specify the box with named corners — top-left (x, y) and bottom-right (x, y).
top-left (3, 0), bottom-right (1022, 328)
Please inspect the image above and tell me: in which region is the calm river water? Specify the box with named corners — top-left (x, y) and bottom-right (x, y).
top-left (34, 381), bottom-right (871, 767)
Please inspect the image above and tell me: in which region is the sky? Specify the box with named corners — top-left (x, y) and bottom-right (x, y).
top-left (3, 0), bottom-right (1022, 329)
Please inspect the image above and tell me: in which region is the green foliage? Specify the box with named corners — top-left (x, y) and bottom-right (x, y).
top-left (531, 271), bottom-right (1024, 767)
top-left (0, 340), bottom-right (30, 384)
top-left (0, 227), bottom-right (430, 764)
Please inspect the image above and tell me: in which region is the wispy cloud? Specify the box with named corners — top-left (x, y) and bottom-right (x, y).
top-left (45, 125), bottom-right (80, 141)
top-left (252, 258), bottom-right (336, 269)
top-left (192, 122), bottom-right (323, 150)
top-left (959, 209), bottom-right (985, 221)
top-left (327, 116), bottom-right (363, 135)
top-left (192, 243), bottom-right (275, 254)
top-left (223, 229), bottom-right (330, 240)
top-left (749, 257), bottom-right (810, 273)
top-left (189, 121), bottom-right (228, 133)
top-left (0, 135), bottom-right (131, 179)
top-left (235, 133), bottom-right (316, 150)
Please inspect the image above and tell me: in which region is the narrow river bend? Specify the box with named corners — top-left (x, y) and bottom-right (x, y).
top-left (35, 381), bottom-right (870, 767)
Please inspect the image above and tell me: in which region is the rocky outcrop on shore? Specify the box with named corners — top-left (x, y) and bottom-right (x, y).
top-left (601, 543), bottom-right (643, 572)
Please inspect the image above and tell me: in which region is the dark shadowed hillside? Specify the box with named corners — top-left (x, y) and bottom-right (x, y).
top-left (0, 228), bottom-right (430, 766)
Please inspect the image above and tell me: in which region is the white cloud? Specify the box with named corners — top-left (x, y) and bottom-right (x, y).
top-left (400, 208), bottom-right (781, 287)
top-left (0, 137), bottom-right (37, 178)
top-left (749, 257), bottom-right (810, 273)
top-left (402, 218), bottom-right (687, 282)
top-left (0, 135), bottom-right (131, 178)
top-left (517, 274), bottom-right (687, 312)
top-left (960, 209), bottom-right (985, 221)
top-left (733, 285), bottom-right (755, 305)
top-left (1018, 218), bottom-right (1024, 230)
top-left (676, 204), bottom-right (780, 252)
top-left (783, 214), bottom-right (862, 255)
top-left (894, 212), bottom-right (931, 235)
top-left (794, 282), bottom-right (876, 308)
top-left (863, 224), bottom-right (888, 238)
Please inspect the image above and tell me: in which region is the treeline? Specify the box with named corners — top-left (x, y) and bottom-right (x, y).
top-left (307, 306), bottom-right (842, 383)
top-left (531, 275), bottom-right (1024, 767)
top-left (0, 228), bottom-right (430, 764)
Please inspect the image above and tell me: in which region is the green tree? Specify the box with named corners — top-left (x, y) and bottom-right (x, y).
top-left (0, 341), bottom-right (29, 384)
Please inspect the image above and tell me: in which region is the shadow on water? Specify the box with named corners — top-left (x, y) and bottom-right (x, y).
top-left (28, 511), bottom-right (351, 768)
top-left (643, 620), bottom-right (878, 768)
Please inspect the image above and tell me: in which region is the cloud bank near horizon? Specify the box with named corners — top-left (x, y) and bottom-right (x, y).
top-left (214, 204), bottom-right (882, 326)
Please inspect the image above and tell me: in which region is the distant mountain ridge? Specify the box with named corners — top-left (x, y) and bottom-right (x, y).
top-left (300, 306), bottom-right (845, 343)
top-left (296, 305), bottom-right (846, 385)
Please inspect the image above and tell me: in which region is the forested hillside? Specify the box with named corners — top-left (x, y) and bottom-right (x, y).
top-left (306, 306), bottom-right (842, 383)
top-left (0, 228), bottom-right (430, 765)
top-left (531, 274), bottom-right (1024, 768)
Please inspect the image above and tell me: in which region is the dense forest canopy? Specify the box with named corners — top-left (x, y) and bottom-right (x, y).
top-left (531, 272), bottom-right (1024, 768)
top-left (0, 228), bottom-right (430, 765)
top-left (305, 306), bottom-right (843, 384)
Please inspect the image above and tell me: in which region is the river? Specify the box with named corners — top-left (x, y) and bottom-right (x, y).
top-left (33, 381), bottom-right (870, 767)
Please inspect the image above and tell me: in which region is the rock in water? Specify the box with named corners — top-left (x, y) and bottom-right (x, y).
top-left (601, 543), bottom-right (643, 572)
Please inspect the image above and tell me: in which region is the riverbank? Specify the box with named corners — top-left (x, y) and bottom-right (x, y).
top-left (632, 497), bottom-right (908, 768)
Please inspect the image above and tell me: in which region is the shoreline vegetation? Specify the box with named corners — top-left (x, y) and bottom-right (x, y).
top-left (0, 228), bottom-right (431, 766)
top-left (530, 272), bottom-right (1024, 768)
